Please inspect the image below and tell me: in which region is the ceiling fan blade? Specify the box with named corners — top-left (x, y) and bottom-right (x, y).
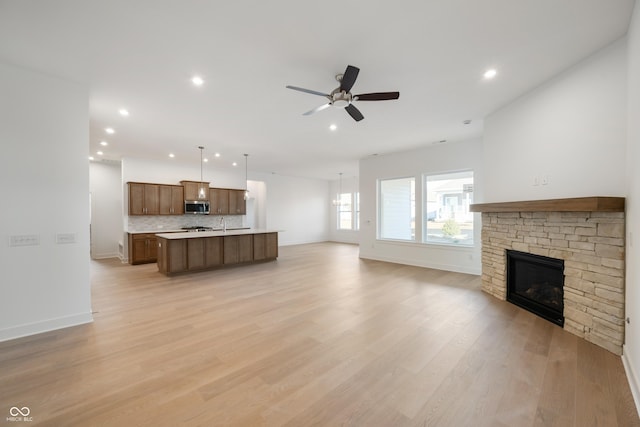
top-left (345, 104), bottom-right (364, 122)
top-left (303, 103), bottom-right (331, 116)
top-left (286, 85), bottom-right (330, 97)
top-left (355, 92), bottom-right (400, 101)
top-left (340, 65), bottom-right (360, 92)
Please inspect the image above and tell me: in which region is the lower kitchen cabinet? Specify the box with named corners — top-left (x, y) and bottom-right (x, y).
top-left (157, 239), bottom-right (186, 274)
top-left (156, 231), bottom-right (278, 275)
top-left (128, 233), bottom-right (158, 264)
top-left (223, 235), bottom-right (253, 264)
top-left (253, 233), bottom-right (278, 260)
top-left (186, 237), bottom-right (223, 270)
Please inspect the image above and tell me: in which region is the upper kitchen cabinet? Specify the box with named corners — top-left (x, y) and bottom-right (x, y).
top-left (210, 188), bottom-right (229, 214)
top-left (210, 188), bottom-right (246, 215)
top-left (229, 189), bottom-right (247, 215)
top-left (181, 180), bottom-right (210, 201)
top-left (159, 185), bottom-right (184, 215)
top-left (128, 182), bottom-right (160, 215)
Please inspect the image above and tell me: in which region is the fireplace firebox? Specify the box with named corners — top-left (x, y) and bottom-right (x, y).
top-left (506, 250), bottom-right (564, 326)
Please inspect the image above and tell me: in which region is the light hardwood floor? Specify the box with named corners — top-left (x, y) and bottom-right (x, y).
top-left (1, 242), bottom-right (638, 426)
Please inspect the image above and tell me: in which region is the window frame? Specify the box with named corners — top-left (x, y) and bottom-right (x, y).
top-left (422, 170), bottom-right (474, 247)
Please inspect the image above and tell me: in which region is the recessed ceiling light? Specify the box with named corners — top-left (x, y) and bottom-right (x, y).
top-left (232, 162), bottom-right (238, 167)
top-left (97, 151), bottom-right (104, 155)
top-left (483, 69), bottom-right (497, 79)
top-left (214, 153), bottom-right (221, 158)
top-left (329, 124), bottom-right (337, 131)
top-left (203, 158), bottom-right (209, 162)
top-left (100, 141), bottom-right (108, 146)
top-left (169, 153), bottom-right (175, 158)
top-left (105, 127), bottom-right (115, 134)
top-left (191, 76), bottom-right (204, 86)
top-left (119, 109), bottom-right (129, 117)
top-left (88, 156), bottom-right (94, 161)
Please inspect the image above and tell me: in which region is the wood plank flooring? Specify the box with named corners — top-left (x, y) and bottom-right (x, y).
top-left (1, 242), bottom-right (638, 426)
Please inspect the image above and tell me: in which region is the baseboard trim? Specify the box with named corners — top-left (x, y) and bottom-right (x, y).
top-left (623, 345), bottom-right (640, 419)
top-left (0, 312), bottom-right (93, 343)
top-left (359, 253), bottom-right (481, 276)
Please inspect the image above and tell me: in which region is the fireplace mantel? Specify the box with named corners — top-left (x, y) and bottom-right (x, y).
top-left (470, 196), bottom-right (625, 213)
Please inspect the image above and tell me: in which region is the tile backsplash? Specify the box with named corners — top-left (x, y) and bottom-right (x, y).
top-left (128, 214), bottom-right (245, 232)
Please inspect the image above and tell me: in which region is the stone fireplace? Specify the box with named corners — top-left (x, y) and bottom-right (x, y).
top-left (471, 197), bottom-right (625, 355)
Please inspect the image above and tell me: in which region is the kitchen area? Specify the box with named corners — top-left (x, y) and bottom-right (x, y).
top-left (89, 156), bottom-right (329, 267)
top-left (126, 177), bottom-right (279, 275)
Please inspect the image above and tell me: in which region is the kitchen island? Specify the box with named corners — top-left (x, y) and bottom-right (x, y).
top-left (155, 229), bottom-right (279, 275)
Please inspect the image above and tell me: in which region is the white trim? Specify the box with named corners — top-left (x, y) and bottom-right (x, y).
top-left (623, 345), bottom-right (640, 419)
top-left (92, 252), bottom-right (120, 260)
top-left (0, 312), bottom-right (93, 342)
top-left (359, 253), bottom-right (481, 276)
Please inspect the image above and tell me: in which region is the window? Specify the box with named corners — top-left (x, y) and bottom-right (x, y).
top-left (379, 177), bottom-right (415, 240)
top-left (424, 171), bottom-right (473, 246)
top-left (337, 192), bottom-right (360, 231)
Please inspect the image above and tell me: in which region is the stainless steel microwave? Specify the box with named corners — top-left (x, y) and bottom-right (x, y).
top-left (184, 200), bottom-right (210, 214)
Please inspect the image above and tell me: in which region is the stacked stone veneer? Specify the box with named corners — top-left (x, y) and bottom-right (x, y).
top-left (481, 211), bottom-right (625, 354)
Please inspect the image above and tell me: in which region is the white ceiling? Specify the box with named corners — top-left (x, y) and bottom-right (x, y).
top-left (0, 0), bottom-right (635, 179)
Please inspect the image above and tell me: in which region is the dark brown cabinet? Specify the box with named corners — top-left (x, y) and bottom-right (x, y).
top-left (159, 185), bottom-right (184, 215)
top-left (253, 233), bottom-right (278, 261)
top-left (223, 235), bottom-right (253, 264)
top-left (157, 239), bottom-right (186, 273)
top-left (185, 236), bottom-right (223, 270)
top-left (229, 189), bottom-right (247, 215)
top-left (157, 232), bottom-right (278, 275)
top-left (128, 183), bottom-right (160, 215)
top-left (210, 188), bottom-right (229, 214)
top-left (128, 233), bottom-right (158, 264)
top-left (181, 180), bottom-right (209, 201)
top-left (210, 188), bottom-right (246, 215)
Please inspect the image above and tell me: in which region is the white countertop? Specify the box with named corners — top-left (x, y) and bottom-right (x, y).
top-left (155, 229), bottom-right (280, 239)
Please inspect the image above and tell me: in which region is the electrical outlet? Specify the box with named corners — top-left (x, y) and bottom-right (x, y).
top-left (541, 175), bottom-right (550, 185)
top-left (532, 176), bottom-right (539, 186)
top-left (56, 233), bottom-right (76, 244)
top-left (10, 235), bottom-right (40, 247)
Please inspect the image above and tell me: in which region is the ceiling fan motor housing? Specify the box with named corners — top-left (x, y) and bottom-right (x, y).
top-left (330, 88), bottom-right (352, 108)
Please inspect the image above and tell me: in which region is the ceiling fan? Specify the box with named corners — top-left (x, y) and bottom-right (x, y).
top-left (286, 65), bottom-right (399, 122)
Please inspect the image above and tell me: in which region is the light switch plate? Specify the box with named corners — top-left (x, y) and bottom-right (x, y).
top-left (56, 233), bottom-right (76, 244)
top-left (10, 235), bottom-right (40, 247)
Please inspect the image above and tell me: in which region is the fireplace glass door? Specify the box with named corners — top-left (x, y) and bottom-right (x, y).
top-left (506, 250), bottom-right (564, 326)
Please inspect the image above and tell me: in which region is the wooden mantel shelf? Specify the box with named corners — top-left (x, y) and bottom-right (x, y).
top-left (470, 196), bottom-right (625, 213)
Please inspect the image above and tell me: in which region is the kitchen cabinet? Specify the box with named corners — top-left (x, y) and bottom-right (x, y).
top-left (185, 236), bottom-right (224, 270)
top-left (181, 180), bottom-right (210, 201)
top-left (157, 239), bottom-right (186, 273)
top-left (128, 182), bottom-right (160, 215)
top-left (156, 230), bottom-right (278, 275)
top-left (210, 188), bottom-right (246, 215)
top-left (229, 189), bottom-right (247, 215)
top-left (223, 234), bottom-right (253, 264)
top-left (210, 188), bottom-right (229, 214)
top-left (128, 233), bottom-right (159, 264)
top-left (253, 232), bottom-right (278, 260)
top-left (159, 185), bottom-right (184, 215)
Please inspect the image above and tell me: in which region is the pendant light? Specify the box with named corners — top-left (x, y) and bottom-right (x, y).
top-left (243, 154), bottom-right (249, 200)
top-left (332, 172), bottom-right (343, 206)
top-left (198, 146), bottom-right (206, 199)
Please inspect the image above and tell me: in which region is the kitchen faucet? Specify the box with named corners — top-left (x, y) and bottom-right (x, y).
top-left (220, 216), bottom-right (226, 232)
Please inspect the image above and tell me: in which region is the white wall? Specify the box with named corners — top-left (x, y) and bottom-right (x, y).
top-left (624, 0), bottom-right (640, 414)
top-left (253, 171), bottom-right (330, 246)
top-left (483, 39), bottom-right (627, 202)
top-left (121, 157), bottom-right (330, 246)
top-left (359, 138), bottom-right (483, 275)
top-left (0, 61), bottom-right (92, 341)
top-left (90, 161), bottom-right (123, 259)
top-left (328, 175), bottom-right (360, 244)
